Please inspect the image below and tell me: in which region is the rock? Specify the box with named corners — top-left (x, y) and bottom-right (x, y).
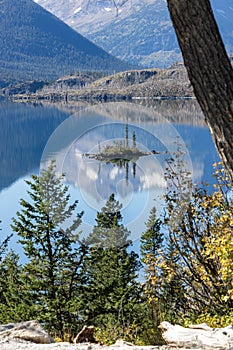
top-left (159, 321), bottom-right (233, 349)
top-left (112, 339), bottom-right (134, 347)
top-left (0, 320), bottom-right (54, 344)
top-left (74, 325), bottom-right (97, 344)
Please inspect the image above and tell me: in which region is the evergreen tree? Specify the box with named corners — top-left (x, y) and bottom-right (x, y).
top-left (0, 221), bottom-right (12, 262)
top-left (140, 207), bottom-right (163, 300)
top-left (0, 221), bottom-right (14, 318)
top-left (140, 207), bottom-right (163, 267)
top-left (140, 207), bottom-right (164, 343)
top-left (86, 193), bottom-right (129, 248)
top-left (158, 234), bottom-right (186, 320)
top-left (11, 161), bottom-right (85, 340)
top-left (0, 250), bottom-right (35, 323)
top-left (83, 194), bottom-right (141, 341)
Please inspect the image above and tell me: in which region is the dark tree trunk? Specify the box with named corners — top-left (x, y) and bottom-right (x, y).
top-left (167, 0), bottom-right (233, 181)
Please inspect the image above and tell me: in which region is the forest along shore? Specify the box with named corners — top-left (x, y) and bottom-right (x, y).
top-left (2, 64), bottom-right (194, 102)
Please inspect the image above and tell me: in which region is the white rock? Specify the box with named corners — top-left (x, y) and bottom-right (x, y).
top-left (159, 321), bottom-right (233, 349)
top-left (0, 320), bottom-right (54, 344)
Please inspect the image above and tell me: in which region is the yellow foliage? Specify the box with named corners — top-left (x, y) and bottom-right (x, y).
top-left (187, 312), bottom-right (233, 328)
top-left (142, 162), bottom-right (233, 324)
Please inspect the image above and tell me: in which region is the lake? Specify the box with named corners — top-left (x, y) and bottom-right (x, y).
top-left (0, 99), bottom-right (220, 255)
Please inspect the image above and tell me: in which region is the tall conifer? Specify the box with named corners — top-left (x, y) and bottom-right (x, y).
top-left (11, 161), bottom-right (85, 339)
top-left (83, 194), bottom-right (141, 339)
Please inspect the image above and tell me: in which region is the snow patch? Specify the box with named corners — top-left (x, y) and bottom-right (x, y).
top-left (74, 7), bottom-right (82, 14)
top-left (104, 7), bottom-right (112, 12)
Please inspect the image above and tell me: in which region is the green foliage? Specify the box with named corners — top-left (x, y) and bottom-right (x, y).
top-left (86, 193), bottom-right (129, 248)
top-left (140, 158), bottom-right (233, 330)
top-left (82, 194), bottom-right (142, 341)
top-left (0, 220), bottom-right (12, 263)
top-left (163, 162), bottom-right (233, 317)
top-left (11, 161), bottom-right (85, 340)
top-left (2, 153), bottom-right (233, 344)
top-left (140, 208), bottom-right (166, 344)
top-left (0, 250), bottom-right (35, 323)
top-left (94, 309), bottom-right (155, 346)
top-left (140, 207), bottom-right (163, 266)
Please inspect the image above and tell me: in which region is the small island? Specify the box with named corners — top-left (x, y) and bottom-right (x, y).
top-left (84, 127), bottom-right (151, 164)
top-left (85, 142), bottom-right (151, 163)
top-left (83, 125), bottom-right (166, 181)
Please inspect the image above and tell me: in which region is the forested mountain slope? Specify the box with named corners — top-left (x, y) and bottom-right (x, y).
top-left (35, 0), bottom-right (233, 68)
top-left (0, 0), bottom-right (130, 82)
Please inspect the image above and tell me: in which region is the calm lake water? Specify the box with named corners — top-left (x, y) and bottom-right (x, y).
top-left (0, 99), bottom-right (220, 256)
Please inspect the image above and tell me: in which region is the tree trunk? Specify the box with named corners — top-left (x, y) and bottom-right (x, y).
top-left (167, 0), bottom-right (233, 181)
top-left (159, 321), bottom-right (233, 349)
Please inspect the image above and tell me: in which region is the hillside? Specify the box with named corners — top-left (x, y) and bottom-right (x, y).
top-left (6, 57), bottom-right (233, 102)
top-left (0, 0), bottom-right (130, 82)
top-left (7, 63), bottom-right (194, 101)
top-left (34, 0), bottom-right (233, 68)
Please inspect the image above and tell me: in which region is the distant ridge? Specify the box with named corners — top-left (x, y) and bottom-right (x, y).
top-left (0, 0), bottom-right (131, 82)
top-left (35, 0), bottom-right (233, 68)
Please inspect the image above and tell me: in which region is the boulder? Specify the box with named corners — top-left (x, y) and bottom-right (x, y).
top-left (159, 321), bottom-right (233, 349)
top-left (0, 320), bottom-right (54, 344)
top-left (74, 325), bottom-right (97, 344)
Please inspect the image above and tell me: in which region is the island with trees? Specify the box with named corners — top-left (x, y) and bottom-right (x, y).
top-left (84, 125), bottom-right (163, 164)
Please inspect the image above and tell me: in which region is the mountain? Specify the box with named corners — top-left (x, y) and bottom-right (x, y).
top-left (0, 0), bottom-right (130, 82)
top-left (34, 0), bottom-right (233, 68)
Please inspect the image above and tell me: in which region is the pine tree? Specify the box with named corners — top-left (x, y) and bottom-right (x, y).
top-left (0, 221), bottom-right (12, 263)
top-left (140, 207), bottom-right (163, 268)
top-left (83, 194), bottom-right (141, 341)
top-left (140, 207), bottom-right (163, 304)
top-left (140, 207), bottom-right (164, 342)
top-left (86, 193), bottom-right (129, 248)
top-left (158, 234), bottom-right (186, 320)
top-left (0, 250), bottom-right (35, 323)
top-left (11, 161), bottom-right (85, 340)
top-left (0, 221), bottom-right (14, 318)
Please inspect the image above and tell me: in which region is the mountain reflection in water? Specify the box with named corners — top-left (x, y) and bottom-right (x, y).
top-left (41, 101), bottom-right (220, 243)
top-left (0, 100), bottom-right (220, 250)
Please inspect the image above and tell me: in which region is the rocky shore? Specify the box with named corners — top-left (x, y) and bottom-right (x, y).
top-left (0, 339), bottom-right (203, 350)
top-left (1, 321), bottom-right (232, 350)
top-left (2, 64), bottom-right (194, 103)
